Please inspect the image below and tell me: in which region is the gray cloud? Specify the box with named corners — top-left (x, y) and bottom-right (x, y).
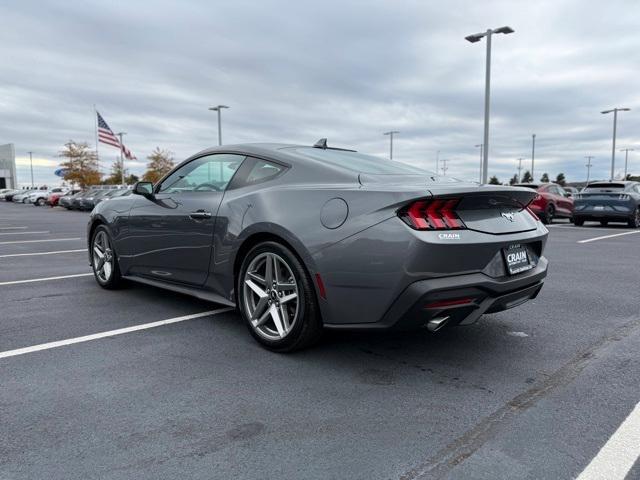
top-left (2, 0), bottom-right (639, 185)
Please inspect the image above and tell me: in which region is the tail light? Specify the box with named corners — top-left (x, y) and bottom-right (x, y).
top-left (619, 194), bottom-right (630, 200)
top-left (400, 198), bottom-right (466, 230)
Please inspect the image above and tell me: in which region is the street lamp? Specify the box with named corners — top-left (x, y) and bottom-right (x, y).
top-left (517, 157), bottom-right (524, 183)
top-left (601, 107), bottom-right (630, 180)
top-left (619, 148), bottom-right (634, 179)
top-left (27, 151), bottom-right (34, 188)
top-left (209, 105), bottom-right (229, 146)
top-left (585, 156), bottom-right (594, 184)
top-left (383, 131), bottom-right (399, 160)
top-left (475, 144), bottom-right (483, 182)
top-left (531, 134), bottom-right (536, 179)
top-left (465, 25), bottom-right (515, 184)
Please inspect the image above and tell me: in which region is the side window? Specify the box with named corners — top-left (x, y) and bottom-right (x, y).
top-left (245, 159), bottom-right (285, 186)
top-left (159, 154), bottom-right (245, 193)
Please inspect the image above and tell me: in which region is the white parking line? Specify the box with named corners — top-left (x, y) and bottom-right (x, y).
top-left (0, 308), bottom-right (234, 360)
top-left (0, 230), bottom-right (49, 236)
top-left (547, 225), bottom-right (632, 232)
top-left (0, 273), bottom-right (93, 286)
top-left (0, 249), bottom-right (85, 258)
top-left (0, 237), bottom-right (82, 245)
top-left (576, 401), bottom-right (640, 480)
top-left (0, 226), bottom-right (28, 230)
top-left (578, 231), bottom-right (640, 244)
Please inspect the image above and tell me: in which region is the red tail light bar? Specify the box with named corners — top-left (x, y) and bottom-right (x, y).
top-left (400, 198), bottom-right (466, 230)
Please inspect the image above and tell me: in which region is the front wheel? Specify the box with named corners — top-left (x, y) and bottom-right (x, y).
top-left (573, 218), bottom-right (584, 226)
top-left (91, 225), bottom-right (124, 289)
top-left (238, 241), bottom-right (322, 352)
top-left (600, 220), bottom-right (609, 227)
top-left (36, 198), bottom-right (46, 206)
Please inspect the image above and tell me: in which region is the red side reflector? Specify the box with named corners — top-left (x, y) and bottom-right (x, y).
top-left (315, 273), bottom-right (327, 300)
top-left (424, 297), bottom-right (474, 309)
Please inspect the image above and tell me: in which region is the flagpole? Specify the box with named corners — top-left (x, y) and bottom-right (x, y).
top-left (93, 105), bottom-right (100, 180)
top-left (117, 132), bottom-right (126, 186)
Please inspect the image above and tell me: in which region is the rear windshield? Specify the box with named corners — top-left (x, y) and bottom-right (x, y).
top-left (514, 184), bottom-right (540, 190)
top-left (290, 147), bottom-right (435, 175)
top-left (584, 183), bottom-right (625, 192)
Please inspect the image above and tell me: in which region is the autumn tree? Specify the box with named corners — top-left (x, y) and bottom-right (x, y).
top-left (103, 160), bottom-right (127, 185)
top-left (488, 175), bottom-right (501, 185)
top-left (521, 170), bottom-right (533, 183)
top-left (555, 173), bottom-right (566, 186)
top-left (540, 173), bottom-right (550, 183)
top-left (59, 141), bottom-right (100, 188)
top-left (142, 148), bottom-right (174, 183)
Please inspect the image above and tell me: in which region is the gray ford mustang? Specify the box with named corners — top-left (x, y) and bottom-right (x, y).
top-left (88, 140), bottom-right (549, 351)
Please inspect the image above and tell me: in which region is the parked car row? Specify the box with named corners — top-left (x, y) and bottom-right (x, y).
top-left (1, 186), bottom-right (133, 211)
top-left (513, 181), bottom-right (640, 227)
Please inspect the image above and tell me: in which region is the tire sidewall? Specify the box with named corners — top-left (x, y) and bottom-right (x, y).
top-left (91, 225), bottom-right (121, 288)
top-left (237, 241), bottom-right (315, 351)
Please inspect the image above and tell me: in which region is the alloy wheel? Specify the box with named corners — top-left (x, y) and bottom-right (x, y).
top-left (92, 230), bottom-right (114, 283)
top-left (242, 252), bottom-right (299, 340)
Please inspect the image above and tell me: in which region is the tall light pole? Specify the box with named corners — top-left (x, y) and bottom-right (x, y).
top-left (517, 157), bottom-right (524, 183)
top-left (383, 131), bottom-right (399, 160)
top-left (531, 134), bottom-right (536, 179)
top-left (209, 105), bottom-right (229, 146)
top-left (440, 159), bottom-right (449, 176)
top-left (620, 148), bottom-right (634, 180)
top-left (475, 144), bottom-right (483, 182)
top-left (465, 26), bottom-right (515, 184)
top-left (117, 132), bottom-right (126, 186)
top-left (601, 107), bottom-right (630, 181)
top-left (435, 150), bottom-right (440, 175)
top-left (27, 151), bottom-right (34, 188)
top-left (585, 156), bottom-right (594, 184)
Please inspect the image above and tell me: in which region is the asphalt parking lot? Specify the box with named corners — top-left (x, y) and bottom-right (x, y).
top-left (1, 202), bottom-right (639, 480)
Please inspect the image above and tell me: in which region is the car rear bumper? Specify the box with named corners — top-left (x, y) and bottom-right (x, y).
top-left (574, 206), bottom-right (634, 220)
top-left (324, 258), bottom-right (547, 330)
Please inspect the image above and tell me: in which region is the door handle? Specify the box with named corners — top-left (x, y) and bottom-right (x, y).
top-left (189, 210), bottom-right (212, 220)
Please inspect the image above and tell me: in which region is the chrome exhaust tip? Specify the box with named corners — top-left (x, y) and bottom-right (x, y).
top-left (426, 316), bottom-right (450, 333)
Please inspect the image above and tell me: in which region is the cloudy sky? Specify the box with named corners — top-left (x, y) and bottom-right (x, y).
top-left (1, 0), bottom-right (639, 186)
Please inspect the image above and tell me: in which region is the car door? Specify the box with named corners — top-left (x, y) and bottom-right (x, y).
top-left (126, 153), bottom-right (245, 286)
top-left (555, 186), bottom-right (573, 216)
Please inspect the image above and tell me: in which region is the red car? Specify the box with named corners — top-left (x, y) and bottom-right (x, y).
top-left (514, 183), bottom-right (574, 224)
top-left (47, 189), bottom-right (80, 207)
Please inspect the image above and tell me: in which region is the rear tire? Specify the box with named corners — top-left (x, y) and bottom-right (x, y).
top-left (573, 218), bottom-right (584, 226)
top-left (36, 198), bottom-right (45, 206)
top-left (237, 241), bottom-right (322, 352)
top-left (90, 225), bottom-right (124, 289)
top-left (541, 204), bottom-right (555, 224)
top-left (600, 220), bottom-right (608, 227)
top-left (629, 208), bottom-right (640, 228)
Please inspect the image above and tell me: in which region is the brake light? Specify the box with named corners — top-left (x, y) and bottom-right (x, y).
top-left (425, 297), bottom-right (474, 309)
top-left (401, 198), bottom-right (466, 230)
top-left (526, 207), bottom-right (539, 221)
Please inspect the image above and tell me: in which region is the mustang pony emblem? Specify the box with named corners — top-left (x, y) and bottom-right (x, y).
top-left (501, 212), bottom-right (515, 222)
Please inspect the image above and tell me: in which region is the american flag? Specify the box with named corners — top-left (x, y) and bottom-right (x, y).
top-left (97, 111), bottom-right (136, 160)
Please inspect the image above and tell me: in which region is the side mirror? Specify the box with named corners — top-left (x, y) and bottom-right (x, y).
top-left (564, 192), bottom-right (572, 197)
top-left (133, 181), bottom-right (154, 197)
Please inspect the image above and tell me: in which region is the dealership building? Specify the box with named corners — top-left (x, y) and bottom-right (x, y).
top-left (0, 143), bottom-right (17, 189)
